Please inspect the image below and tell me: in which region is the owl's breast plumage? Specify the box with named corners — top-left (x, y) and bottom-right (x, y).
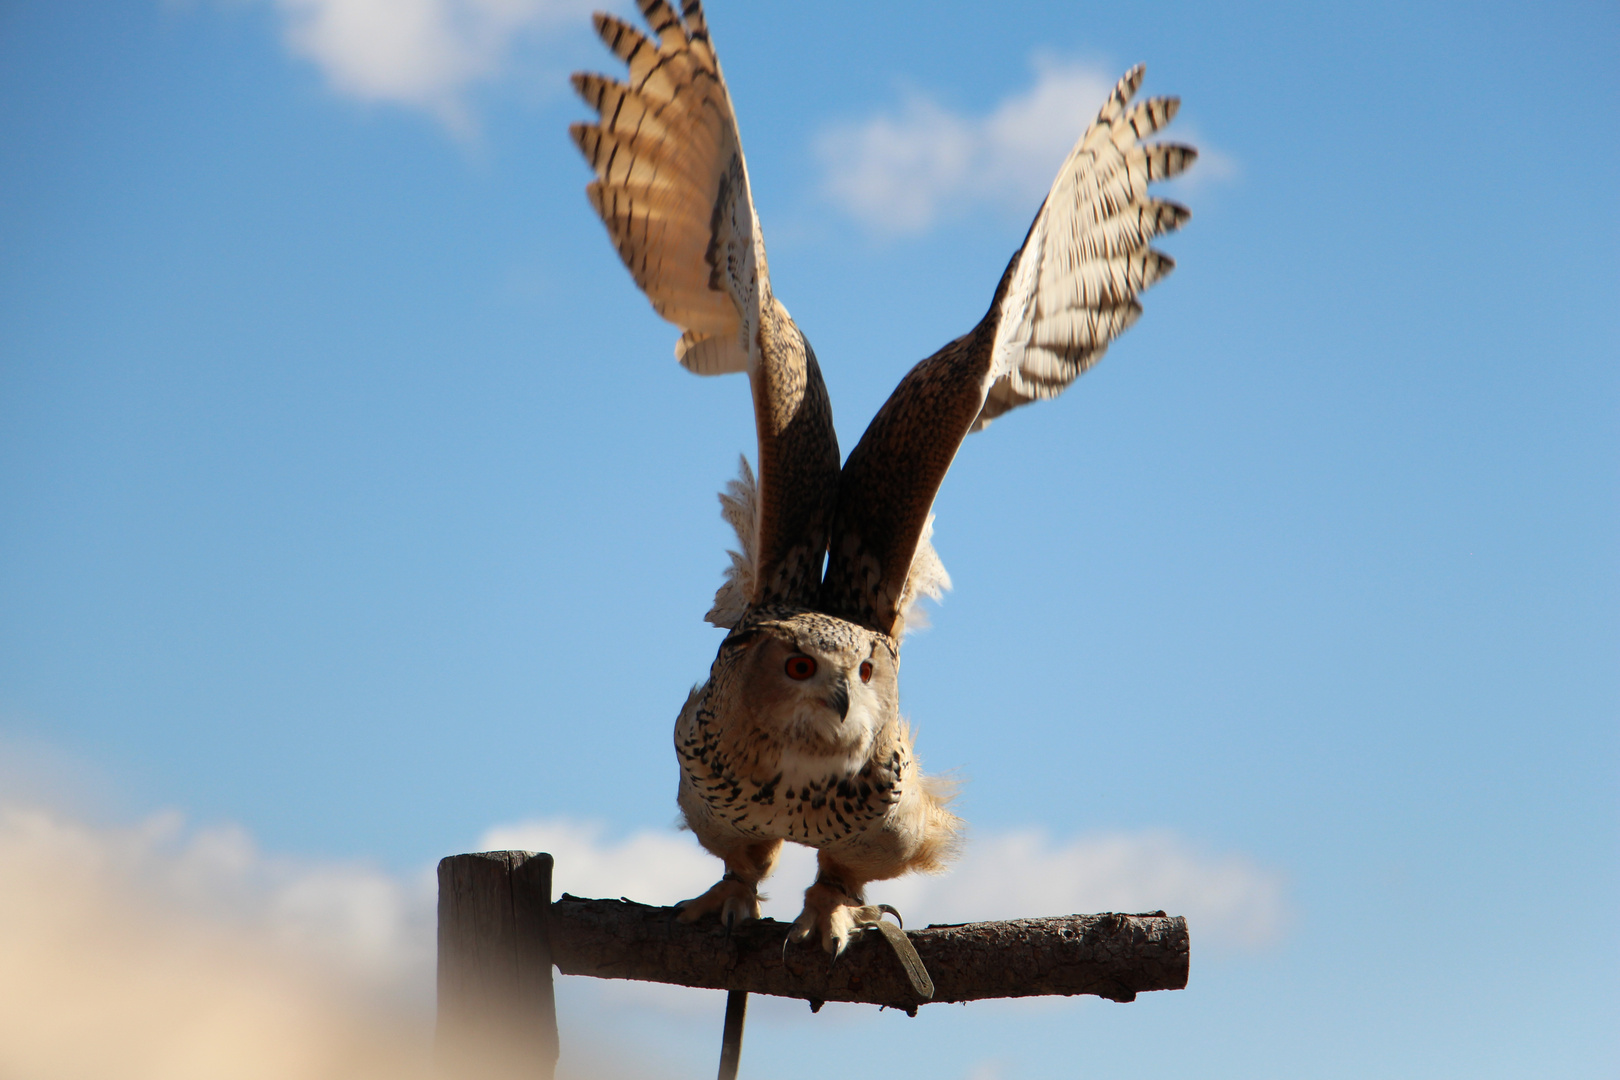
top-left (675, 667), bottom-right (908, 849)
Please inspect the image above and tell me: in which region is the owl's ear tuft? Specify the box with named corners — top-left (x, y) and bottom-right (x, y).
top-left (719, 628), bottom-right (763, 657)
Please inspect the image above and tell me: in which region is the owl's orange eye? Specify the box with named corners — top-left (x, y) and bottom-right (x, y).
top-left (859, 661), bottom-right (873, 683)
top-left (784, 655), bottom-right (817, 680)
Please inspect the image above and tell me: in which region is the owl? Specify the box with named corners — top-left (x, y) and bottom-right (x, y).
top-left (571, 0), bottom-right (1194, 956)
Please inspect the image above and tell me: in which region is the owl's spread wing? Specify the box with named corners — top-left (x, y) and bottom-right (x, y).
top-left (976, 65), bottom-right (1194, 429)
top-left (572, 1), bottom-right (840, 617)
top-left (570, 0), bottom-right (757, 375)
top-left (820, 67), bottom-right (1194, 636)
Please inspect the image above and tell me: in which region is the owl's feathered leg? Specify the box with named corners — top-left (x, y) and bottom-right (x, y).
top-left (788, 854), bottom-right (881, 958)
top-left (676, 838), bottom-right (782, 928)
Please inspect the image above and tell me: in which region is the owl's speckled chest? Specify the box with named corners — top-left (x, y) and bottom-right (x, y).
top-left (674, 674), bottom-right (907, 849)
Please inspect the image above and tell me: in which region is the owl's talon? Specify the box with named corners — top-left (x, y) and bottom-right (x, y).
top-left (791, 880), bottom-right (869, 956)
top-left (851, 903), bottom-right (904, 930)
top-left (676, 876), bottom-right (761, 927)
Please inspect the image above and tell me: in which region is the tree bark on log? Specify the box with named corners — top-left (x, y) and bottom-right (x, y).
top-left (548, 894), bottom-right (1187, 1013)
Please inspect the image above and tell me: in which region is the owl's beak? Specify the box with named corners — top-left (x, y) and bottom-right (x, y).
top-left (823, 673), bottom-right (850, 721)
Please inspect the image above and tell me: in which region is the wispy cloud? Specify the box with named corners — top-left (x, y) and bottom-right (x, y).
top-left (262, 0), bottom-right (595, 133)
top-left (483, 817), bottom-right (1289, 950)
top-left (480, 816), bottom-right (721, 904)
top-left (817, 55), bottom-right (1232, 236)
top-left (0, 799), bottom-right (1282, 1076)
top-left (817, 57), bottom-right (1113, 236)
top-left (0, 804), bottom-right (436, 1080)
top-left (883, 828), bottom-right (1288, 950)
top-left (0, 803), bottom-right (692, 1080)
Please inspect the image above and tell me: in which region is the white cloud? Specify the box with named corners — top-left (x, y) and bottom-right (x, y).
top-left (817, 57), bottom-right (1114, 235)
top-left (0, 803), bottom-right (696, 1080)
top-left (817, 56), bottom-right (1234, 236)
top-left (0, 796), bottom-right (1281, 1076)
top-left (479, 816), bottom-right (723, 905)
top-left (266, 0), bottom-right (594, 133)
top-left (0, 804), bottom-right (437, 1080)
top-left (879, 828), bottom-right (1288, 950)
top-left (481, 817), bottom-right (1288, 951)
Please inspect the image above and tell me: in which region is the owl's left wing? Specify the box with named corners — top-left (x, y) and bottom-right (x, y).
top-left (820, 67), bottom-right (1194, 636)
top-left (572, 1), bottom-right (842, 621)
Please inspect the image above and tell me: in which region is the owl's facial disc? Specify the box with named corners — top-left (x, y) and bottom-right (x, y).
top-left (823, 672), bottom-right (850, 721)
top-left (744, 633), bottom-right (884, 756)
top-left (783, 650), bottom-right (850, 720)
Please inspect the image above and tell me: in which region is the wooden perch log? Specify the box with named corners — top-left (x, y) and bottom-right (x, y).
top-left (435, 848), bottom-right (1189, 1080)
top-left (549, 894), bottom-right (1187, 1012)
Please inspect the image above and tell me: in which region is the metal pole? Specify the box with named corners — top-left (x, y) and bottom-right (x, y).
top-left (716, 990), bottom-right (748, 1080)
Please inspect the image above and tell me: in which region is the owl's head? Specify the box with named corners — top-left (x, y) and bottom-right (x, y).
top-left (725, 607), bottom-right (899, 760)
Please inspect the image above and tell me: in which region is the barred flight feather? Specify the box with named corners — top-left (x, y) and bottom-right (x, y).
top-left (677, 330), bottom-right (749, 375)
top-left (974, 65), bottom-right (1195, 429)
top-left (1126, 96), bottom-right (1180, 138)
top-left (676, 0), bottom-right (710, 37)
top-left (638, 0), bottom-right (687, 48)
top-left (572, 0), bottom-right (764, 377)
top-left (570, 124), bottom-right (719, 191)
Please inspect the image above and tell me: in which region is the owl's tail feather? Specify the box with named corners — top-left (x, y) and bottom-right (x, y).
top-left (892, 514), bottom-right (951, 638)
top-left (707, 457), bottom-right (950, 636)
top-left (908, 763), bottom-right (966, 875)
top-left (705, 455), bottom-right (758, 628)
top-left (900, 735), bottom-right (959, 880)
top-left (708, 457), bottom-right (951, 635)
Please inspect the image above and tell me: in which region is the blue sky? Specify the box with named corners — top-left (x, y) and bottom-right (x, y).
top-left (1, 1), bottom-right (1616, 1078)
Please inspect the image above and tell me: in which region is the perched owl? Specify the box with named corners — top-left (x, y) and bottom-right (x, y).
top-left (571, 0), bottom-right (1194, 955)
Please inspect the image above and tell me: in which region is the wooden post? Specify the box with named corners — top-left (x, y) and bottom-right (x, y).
top-left (436, 851), bottom-right (559, 1080)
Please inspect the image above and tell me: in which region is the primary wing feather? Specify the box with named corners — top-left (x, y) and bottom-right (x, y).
top-left (570, 5), bottom-right (754, 367)
top-left (978, 66), bottom-right (1195, 428)
top-left (820, 67), bottom-right (1193, 635)
top-left (573, 0), bottom-right (841, 615)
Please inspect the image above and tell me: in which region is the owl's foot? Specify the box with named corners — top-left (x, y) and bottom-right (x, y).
top-left (788, 880), bottom-right (899, 958)
top-left (788, 893), bottom-right (933, 998)
top-left (675, 873), bottom-right (761, 928)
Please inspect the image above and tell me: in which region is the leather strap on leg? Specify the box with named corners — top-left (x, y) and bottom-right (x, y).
top-left (851, 905), bottom-right (933, 1001)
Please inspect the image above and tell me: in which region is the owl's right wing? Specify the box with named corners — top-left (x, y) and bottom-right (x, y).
top-left (820, 67), bottom-right (1194, 636)
top-left (572, 1), bottom-right (841, 618)
top-left (570, 0), bottom-right (761, 376)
